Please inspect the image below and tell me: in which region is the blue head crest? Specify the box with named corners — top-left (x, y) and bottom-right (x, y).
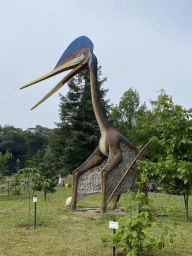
top-left (55, 36), bottom-right (94, 69)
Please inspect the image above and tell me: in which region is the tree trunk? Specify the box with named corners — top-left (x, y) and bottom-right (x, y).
top-left (27, 192), bottom-right (30, 229)
top-left (141, 181), bottom-right (148, 197)
top-left (44, 190), bottom-right (47, 201)
top-left (184, 186), bottom-right (189, 221)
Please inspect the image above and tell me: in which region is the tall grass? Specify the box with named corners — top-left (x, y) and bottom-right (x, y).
top-left (0, 187), bottom-right (191, 255)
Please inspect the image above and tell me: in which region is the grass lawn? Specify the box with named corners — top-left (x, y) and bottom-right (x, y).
top-left (0, 186), bottom-right (192, 256)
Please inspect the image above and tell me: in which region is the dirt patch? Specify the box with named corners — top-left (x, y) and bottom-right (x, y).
top-left (0, 209), bottom-right (7, 212)
top-left (67, 207), bottom-right (167, 219)
top-left (66, 207), bottom-right (129, 219)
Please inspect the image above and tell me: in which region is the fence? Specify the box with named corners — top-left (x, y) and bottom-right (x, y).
top-left (0, 181), bottom-right (13, 196)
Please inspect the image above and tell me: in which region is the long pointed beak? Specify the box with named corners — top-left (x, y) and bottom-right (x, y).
top-left (20, 60), bottom-right (83, 90)
top-left (20, 54), bottom-right (87, 109)
top-left (30, 63), bottom-right (84, 110)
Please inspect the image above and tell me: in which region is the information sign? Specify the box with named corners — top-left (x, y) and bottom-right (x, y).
top-left (33, 197), bottom-right (37, 203)
top-left (109, 221), bottom-right (118, 229)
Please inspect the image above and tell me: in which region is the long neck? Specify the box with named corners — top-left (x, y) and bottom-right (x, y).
top-left (89, 57), bottom-right (110, 135)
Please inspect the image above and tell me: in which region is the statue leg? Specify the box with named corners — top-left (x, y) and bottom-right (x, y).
top-left (71, 146), bottom-right (104, 210)
top-left (101, 146), bottom-right (123, 214)
top-left (71, 172), bottom-right (79, 210)
top-left (101, 172), bottom-right (107, 214)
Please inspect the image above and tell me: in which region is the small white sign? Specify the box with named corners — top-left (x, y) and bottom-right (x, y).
top-left (33, 197), bottom-right (37, 203)
top-left (109, 221), bottom-right (118, 229)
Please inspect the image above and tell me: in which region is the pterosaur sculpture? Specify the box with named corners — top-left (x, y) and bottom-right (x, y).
top-left (20, 36), bottom-right (150, 214)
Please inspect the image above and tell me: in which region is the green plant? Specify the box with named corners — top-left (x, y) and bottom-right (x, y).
top-left (137, 91), bottom-right (192, 221)
top-left (0, 151), bottom-right (13, 180)
top-left (11, 173), bottom-right (22, 195)
top-left (101, 180), bottom-right (184, 255)
top-left (0, 185), bottom-right (191, 256)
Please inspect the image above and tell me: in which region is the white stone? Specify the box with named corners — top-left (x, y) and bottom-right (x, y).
top-left (66, 197), bottom-right (72, 207)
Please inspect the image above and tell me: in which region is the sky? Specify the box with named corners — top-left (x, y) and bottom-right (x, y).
top-left (1, 0), bottom-right (192, 131)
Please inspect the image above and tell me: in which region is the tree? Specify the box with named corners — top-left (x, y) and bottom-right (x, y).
top-left (47, 127), bottom-right (66, 172)
top-left (15, 158), bottom-right (21, 172)
top-left (0, 125), bottom-right (26, 154)
top-left (0, 125), bottom-right (50, 173)
top-left (0, 151), bottom-right (13, 179)
top-left (24, 159), bottom-right (36, 168)
top-left (24, 125), bottom-right (49, 160)
top-left (53, 66), bottom-right (111, 174)
top-left (137, 90), bottom-right (192, 221)
top-left (109, 89), bottom-right (164, 162)
top-left (34, 146), bottom-right (57, 200)
top-left (130, 102), bottom-right (165, 162)
top-left (12, 146), bottom-right (57, 200)
top-left (109, 87), bottom-right (142, 141)
top-left (20, 168), bottom-right (39, 229)
top-left (109, 87), bottom-right (140, 131)
top-left (11, 167), bottom-right (40, 227)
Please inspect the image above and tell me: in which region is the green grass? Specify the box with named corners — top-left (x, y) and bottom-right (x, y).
top-left (0, 187), bottom-right (192, 256)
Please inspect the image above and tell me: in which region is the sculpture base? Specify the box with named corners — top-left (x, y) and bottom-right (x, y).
top-left (69, 207), bottom-right (130, 219)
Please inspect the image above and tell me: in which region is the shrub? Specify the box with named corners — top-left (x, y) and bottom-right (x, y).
top-left (101, 180), bottom-right (184, 255)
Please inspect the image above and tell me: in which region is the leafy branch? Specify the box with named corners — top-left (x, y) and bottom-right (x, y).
top-left (101, 179), bottom-right (184, 255)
